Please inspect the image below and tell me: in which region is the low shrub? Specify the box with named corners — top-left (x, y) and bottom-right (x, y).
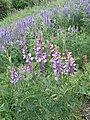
top-left (12, 0), bottom-right (38, 9)
top-left (11, 0), bottom-right (52, 9)
top-left (0, 0), bottom-right (10, 20)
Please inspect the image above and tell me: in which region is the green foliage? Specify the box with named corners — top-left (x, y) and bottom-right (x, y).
top-left (83, 15), bottom-right (90, 34)
top-left (12, 0), bottom-right (35, 9)
top-left (4, 0), bottom-right (12, 8)
top-left (11, 0), bottom-right (50, 9)
top-left (0, 70), bottom-right (88, 119)
top-left (0, 63), bottom-right (90, 119)
top-left (65, 33), bottom-right (90, 68)
top-left (0, 0), bottom-right (9, 20)
top-left (0, 52), bottom-right (9, 73)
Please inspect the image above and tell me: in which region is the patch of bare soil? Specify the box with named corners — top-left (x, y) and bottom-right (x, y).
top-left (80, 98), bottom-right (90, 120)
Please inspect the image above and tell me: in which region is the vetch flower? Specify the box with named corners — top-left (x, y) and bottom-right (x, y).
top-left (34, 36), bottom-right (46, 71)
top-left (52, 45), bottom-right (63, 80)
top-left (53, 7), bottom-right (59, 14)
top-left (40, 9), bottom-right (52, 28)
top-left (34, 36), bottom-right (43, 62)
top-left (81, 0), bottom-right (88, 6)
top-left (22, 44), bottom-right (33, 73)
top-left (11, 66), bottom-right (18, 83)
top-left (19, 36), bottom-right (26, 46)
top-left (44, 40), bottom-right (53, 59)
top-left (18, 65), bottom-right (27, 80)
top-left (22, 44), bottom-right (28, 59)
top-left (62, 1), bottom-right (70, 16)
top-left (64, 51), bottom-right (77, 76)
top-left (42, 40), bottom-right (53, 64)
top-left (85, 3), bottom-right (90, 15)
top-left (73, 13), bottom-right (79, 22)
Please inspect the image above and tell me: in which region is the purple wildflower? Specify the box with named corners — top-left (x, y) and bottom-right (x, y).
top-left (34, 36), bottom-right (43, 62)
top-left (11, 66), bottom-right (18, 83)
top-left (52, 45), bottom-right (63, 80)
top-left (18, 65), bottom-right (27, 80)
top-left (62, 1), bottom-right (70, 16)
top-left (64, 51), bottom-right (77, 76)
top-left (73, 13), bottom-right (79, 22)
top-left (40, 9), bottom-right (52, 28)
top-left (46, 40), bottom-right (53, 55)
top-left (22, 44), bottom-right (33, 73)
top-left (0, 42), bottom-right (4, 51)
top-left (19, 36), bottom-right (26, 46)
top-left (18, 64), bottom-right (34, 80)
top-left (85, 4), bottom-right (90, 15)
top-left (81, 0), bottom-right (88, 5)
top-left (53, 7), bottom-right (59, 14)
top-left (22, 44), bottom-right (28, 59)
top-left (43, 40), bottom-right (53, 63)
top-left (34, 36), bottom-right (46, 71)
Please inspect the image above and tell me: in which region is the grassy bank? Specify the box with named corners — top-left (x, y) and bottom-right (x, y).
top-left (0, 0), bottom-right (66, 27)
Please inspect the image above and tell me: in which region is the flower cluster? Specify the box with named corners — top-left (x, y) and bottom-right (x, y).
top-left (18, 65), bottom-right (33, 80)
top-left (11, 64), bottom-right (33, 83)
top-left (0, 16), bottom-right (34, 51)
top-left (18, 65), bottom-right (27, 80)
top-left (53, 7), bottom-right (59, 14)
top-left (40, 9), bottom-right (52, 28)
top-left (0, 0), bottom-right (89, 52)
top-left (0, 8), bottom-right (58, 51)
top-left (64, 50), bottom-right (77, 76)
top-left (11, 66), bottom-right (18, 83)
top-left (22, 44), bottom-right (33, 73)
top-left (34, 36), bottom-right (43, 62)
top-left (62, 0), bottom-right (90, 18)
top-left (52, 45), bottom-right (63, 80)
top-left (62, 1), bottom-right (70, 16)
top-left (52, 48), bottom-right (77, 80)
top-left (34, 36), bottom-right (46, 71)
top-left (10, 37), bottom-right (77, 83)
top-left (43, 40), bottom-right (53, 60)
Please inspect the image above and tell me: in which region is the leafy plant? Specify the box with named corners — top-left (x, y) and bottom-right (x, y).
top-left (12, 0), bottom-right (35, 9)
top-left (0, 0), bottom-right (10, 20)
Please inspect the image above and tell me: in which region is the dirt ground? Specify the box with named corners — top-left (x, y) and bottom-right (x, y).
top-left (80, 98), bottom-right (90, 120)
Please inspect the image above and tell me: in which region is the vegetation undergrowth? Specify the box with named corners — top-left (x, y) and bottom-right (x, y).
top-left (0, 0), bottom-right (64, 26)
top-left (0, 0), bottom-right (90, 119)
